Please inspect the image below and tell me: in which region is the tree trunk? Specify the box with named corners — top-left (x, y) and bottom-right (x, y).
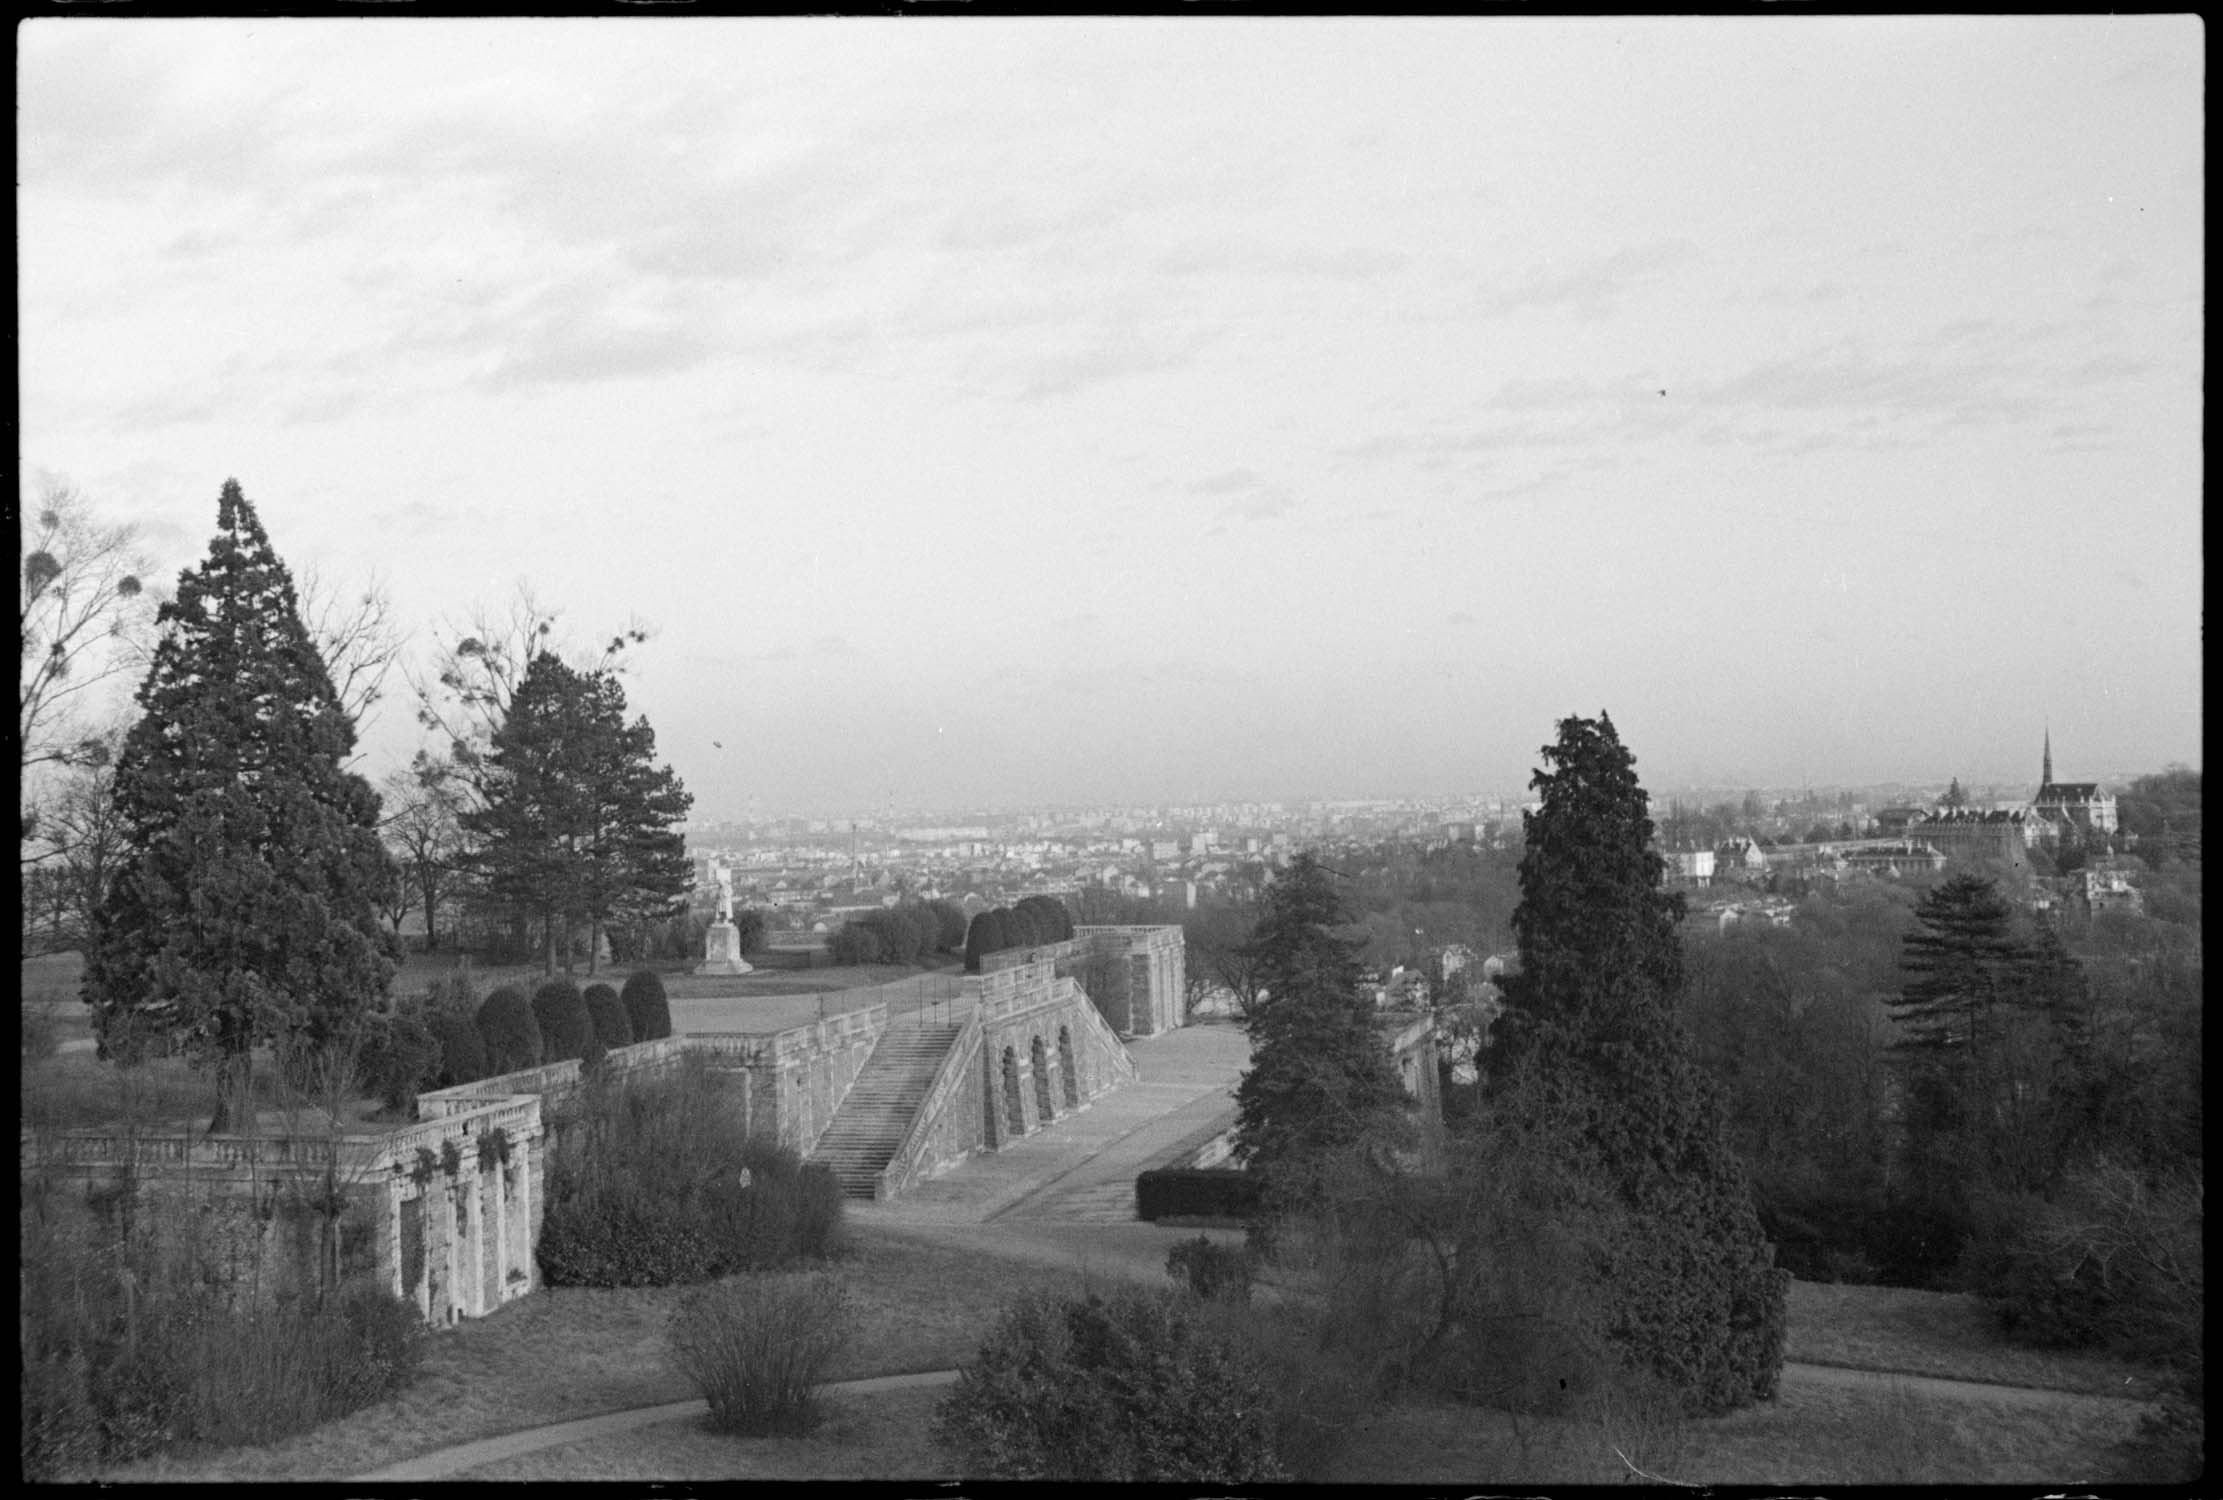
top-left (544, 909), bottom-right (558, 975)
top-left (209, 1046), bottom-right (252, 1134)
top-left (421, 868), bottom-right (439, 950)
top-left (588, 917), bottom-right (602, 976)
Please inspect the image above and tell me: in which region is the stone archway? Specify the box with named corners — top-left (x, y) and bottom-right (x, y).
top-left (1030, 1035), bottom-right (1055, 1123)
top-left (1057, 1025), bottom-right (1079, 1108)
top-left (1001, 1045), bottom-right (1026, 1136)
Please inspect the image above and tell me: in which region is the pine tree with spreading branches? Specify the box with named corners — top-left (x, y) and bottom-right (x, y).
top-left (460, 651), bottom-right (692, 974)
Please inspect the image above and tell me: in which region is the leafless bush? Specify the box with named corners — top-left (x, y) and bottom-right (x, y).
top-left (666, 1273), bottom-right (852, 1435)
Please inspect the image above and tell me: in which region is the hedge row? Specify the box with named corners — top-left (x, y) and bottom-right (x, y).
top-left (1135, 1168), bottom-right (1264, 1223)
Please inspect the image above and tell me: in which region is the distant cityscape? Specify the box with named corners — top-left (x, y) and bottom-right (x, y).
top-left (682, 738), bottom-right (2168, 943)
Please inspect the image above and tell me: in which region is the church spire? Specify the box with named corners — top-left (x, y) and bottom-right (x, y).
top-left (2042, 724), bottom-right (2053, 788)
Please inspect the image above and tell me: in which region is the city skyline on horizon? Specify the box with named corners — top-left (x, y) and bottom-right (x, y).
top-left (20, 17), bottom-right (2202, 815)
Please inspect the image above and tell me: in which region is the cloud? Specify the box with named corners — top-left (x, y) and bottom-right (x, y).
top-left (1151, 237), bottom-right (1408, 281)
top-left (1486, 239), bottom-right (1701, 317)
top-left (368, 500), bottom-right (453, 534)
top-left (1222, 491), bottom-right (1295, 522)
top-left (1014, 321), bottom-right (1212, 401)
top-left (1190, 468), bottom-right (1264, 495)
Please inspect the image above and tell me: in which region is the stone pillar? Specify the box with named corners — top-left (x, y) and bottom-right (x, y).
top-left (388, 1183), bottom-right (407, 1304)
top-left (696, 920), bottom-right (753, 975)
top-left (489, 1161), bottom-right (508, 1307)
top-left (514, 1146), bottom-right (537, 1295)
top-left (442, 1187), bottom-right (461, 1324)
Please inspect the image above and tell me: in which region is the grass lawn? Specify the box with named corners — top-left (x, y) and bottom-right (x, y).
top-left (1326, 1370), bottom-right (2146, 1486)
top-left (89, 1222), bottom-right (1105, 1483)
top-left (331, 1343), bottom-right (2155, 1486)
top-left (1786, 1277), bottom-right (2164, 1396)
top-left (89, 1225), bottom-right (2172, 1486)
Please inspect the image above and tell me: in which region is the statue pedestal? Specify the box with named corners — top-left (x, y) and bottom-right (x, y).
top-left (695, 920), bottom-right (753, 976)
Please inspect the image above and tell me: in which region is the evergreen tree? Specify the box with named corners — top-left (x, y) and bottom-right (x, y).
top-left (1891, 877), bottom-right (2091, 1195)
top-left (620, 968), bottom-right (673, 1042)
top-left (1231, 852), bottom-right (1407, 1214)
top-left (1490, 712), bottom-right (1786, 1414)
top-left (83, 480), bottom-right (398, 1131)
top-left (1890, 874), bottom-right (2028, 1054)
top-left (461, 652), bottom-right (692, 973)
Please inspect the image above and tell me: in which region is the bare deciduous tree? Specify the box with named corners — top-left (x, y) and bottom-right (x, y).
top-left (296, 561), bottom-right (408, 742)
top-left (20, 478), bottom-right (159, 856)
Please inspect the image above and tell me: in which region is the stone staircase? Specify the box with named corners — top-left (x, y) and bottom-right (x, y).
top-left (812, 1023), bottom-right (966, 1199)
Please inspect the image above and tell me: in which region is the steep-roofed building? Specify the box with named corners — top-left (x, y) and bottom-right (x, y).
top-left (2031, 729), bottom-right (2119, 838)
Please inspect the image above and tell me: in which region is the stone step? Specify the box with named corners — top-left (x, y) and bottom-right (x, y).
top-left (807, 1022), bottom-right (968, 1199)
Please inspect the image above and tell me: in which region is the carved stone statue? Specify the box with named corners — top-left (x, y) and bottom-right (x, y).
top-left (697, 861), bottom-right (750, 975)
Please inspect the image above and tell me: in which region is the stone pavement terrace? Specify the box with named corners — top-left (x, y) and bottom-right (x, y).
top-left (845, 1019), bottom-right (1256, 1285)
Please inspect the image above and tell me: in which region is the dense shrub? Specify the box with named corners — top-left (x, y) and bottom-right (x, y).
top-left (20, 1174), bottom-right (423, 1480)
top-left (827, 920), bottom-right (884, 966)
top-left (531, 979), bottom-right (594, 1065)
top-left (830, 904), bottom-right (940, 967)
top-left (1012, 894), bottom-right (1074, 946)
top-left (1136, 1168), bottom-right (1264, 1222)
top-left (537, 1059), bottom-right (845, 1287)
top-left (582, 983), bottom-right (633, 1051)
top-left (666, 1274), bottom-right (852, 1435)
top-left (925, 898), bottom-right (970, 953)
top-left (931, 1286), bottom-right (1288, 1481)
top-left (425, 1007), bottom-right (489, 1088)
top-left (620, 969), bottom-right (672, 1042)
top-left (1960, 1160), bottom-right (2203, 1363)
top-left (359, 1007), bottom-right (442, 1115)
top-left (475, 985), bottom-right (541, 1073)
top-left (1165, 1233), bottom-right (1254, 1303)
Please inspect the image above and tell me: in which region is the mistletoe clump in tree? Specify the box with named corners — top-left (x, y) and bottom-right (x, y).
top-left (1489, 712), bottom-right (1786, 1415)
top-left (462, 651), bottom-right (692, 974)
top-left (1231, 852), bottom-right (1408, 1218)
top-left (83, 480), bottom-right (398, 1132)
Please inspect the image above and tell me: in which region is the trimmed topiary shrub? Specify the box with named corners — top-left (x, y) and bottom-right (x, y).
top-left (930, 1286), bottom-right (1288, 1481)
top-left (620, 969), bottom-right (672, 1042)
top-left (532, 978), bottom-right (593, 1065)
top-left (583, 983), bottom-right (633, 1051)
top-left (426, 1007), bottom-right (489, 1087)
top-left (667, 1274), bottom-right (852, 1436)
top-left (475, 985), bottom-right (541, 1074)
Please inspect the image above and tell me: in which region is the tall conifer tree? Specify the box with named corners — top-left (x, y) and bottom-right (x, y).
top-left (462, 651), bottom-right (691, 973)
top-left (1232, 852), bottom-right (1407, 1213)
top-left (1491, 712), bottom-right (1787, 1414)
top-left (84, 479), bottom-right (397, 1130)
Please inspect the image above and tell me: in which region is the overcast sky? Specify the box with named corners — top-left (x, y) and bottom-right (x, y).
top-left (19, 16), bottom-right (2203, 817)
